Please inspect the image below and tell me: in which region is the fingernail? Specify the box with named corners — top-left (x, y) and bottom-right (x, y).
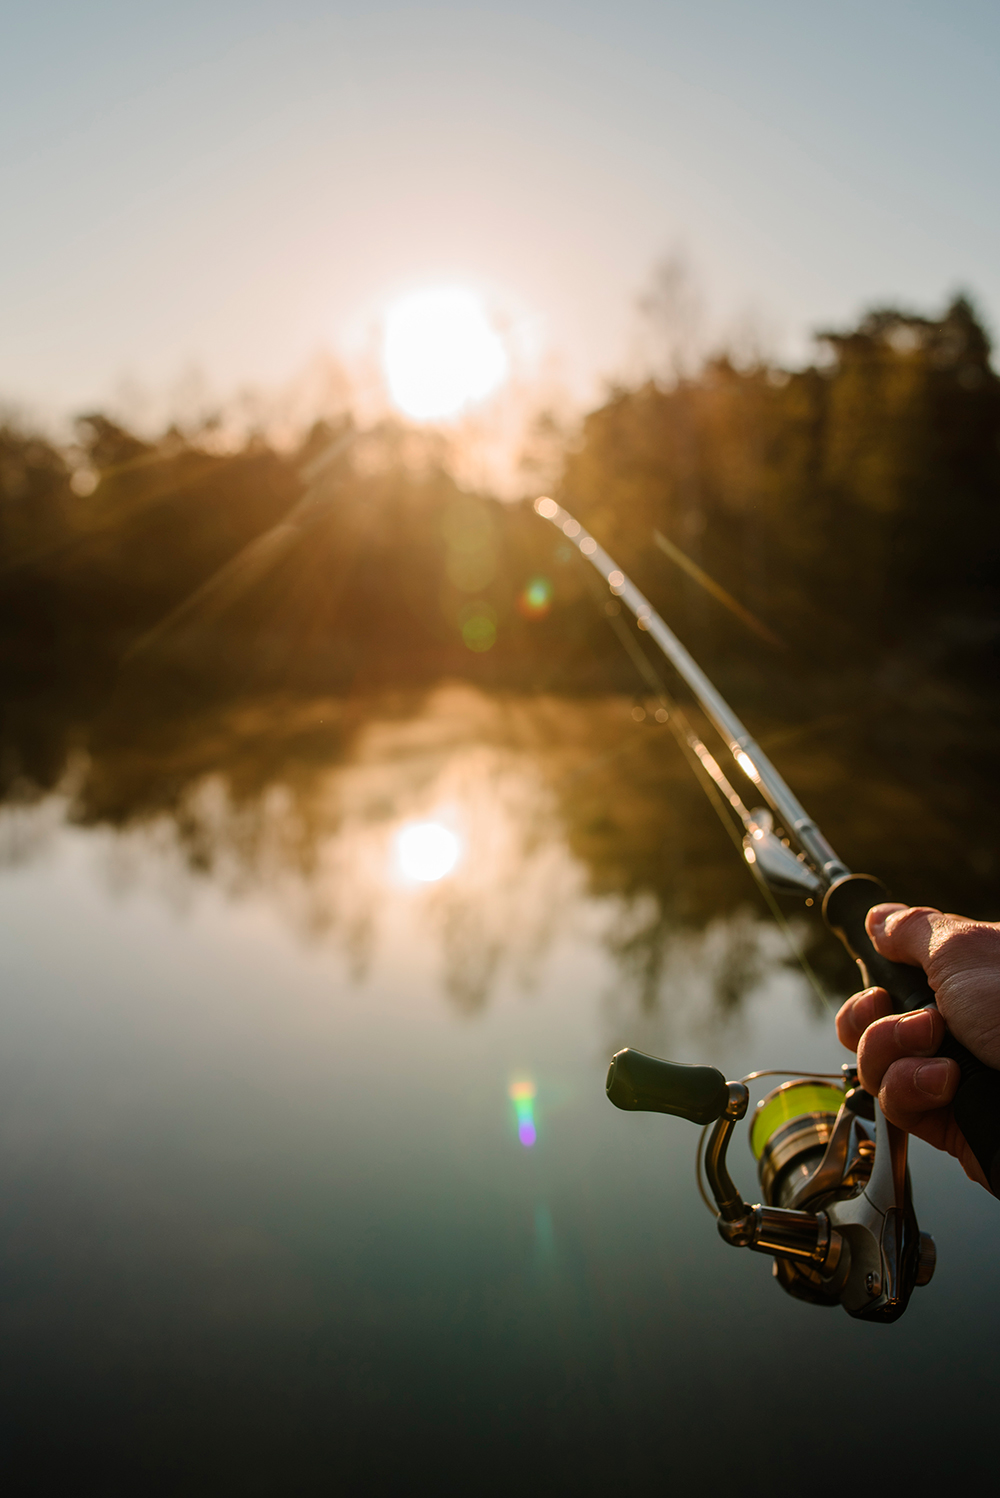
top-left (848, 989), bottom-right (878, 1019)
top-left (895, 1010), bottom-right (935, 1049)
top-left (914, 1059), bottom-right (952, 1099)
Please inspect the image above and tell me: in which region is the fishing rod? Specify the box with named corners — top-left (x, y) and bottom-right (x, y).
top-left (533, 495), bottom-right (1000, 1323)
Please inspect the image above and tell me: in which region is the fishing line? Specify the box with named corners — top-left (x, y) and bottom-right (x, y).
top-left (571, 518), bottom-right (833, 1012)
top-left (652, 527), bottom-right (785, 649)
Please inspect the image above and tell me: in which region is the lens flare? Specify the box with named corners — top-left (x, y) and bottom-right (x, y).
top-left (518, 576), bottom-right (552, 618)
top-left (458, 601), bottom-right (497, 652)
top-left (396, 821), bottom-right (461, 882)
top-left (509, 1079), bottom-right (537, 1147)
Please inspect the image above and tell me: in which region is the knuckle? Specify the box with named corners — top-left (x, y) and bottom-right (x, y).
top-left (885, 905), bottom-right (937, 937)
top-left (859, 1012), bottom-right (897, 1047)
top-left (878, 1059), bottom-right (921, 1110)
top-left (875, 1080), bottom-right (913, 1130)
top-left (856, 1012), bottom-right (907, 1086)
top-left (931, 921), bottom-right (1000, 971)
top-left (856, 1029), bottom-right (883, 1078)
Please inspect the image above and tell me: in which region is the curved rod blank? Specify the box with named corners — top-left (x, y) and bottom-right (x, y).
top-left (532, 497), bottom-right (850, 888)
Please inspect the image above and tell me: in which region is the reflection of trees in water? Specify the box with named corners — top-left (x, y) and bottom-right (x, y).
top-left (600, 908), bottom-right (806, 1060)
top-left (0, 674), bottom-right (806, 1021)
top-left (0, 671), bottom-right (997, 1023)
top-left (604, 897), bottom-right (765, 1020)
top-left (0, 685), bottom-right (583, 1014)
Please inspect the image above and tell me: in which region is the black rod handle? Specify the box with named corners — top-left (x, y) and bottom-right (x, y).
top-left (824, 874), bottom-right (1000, 1197)
top-left (606, 1048), bottom-right (730, 1125)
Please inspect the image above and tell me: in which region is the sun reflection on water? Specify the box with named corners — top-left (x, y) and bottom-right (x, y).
top-left (395, 820), bottom-right (462, 883)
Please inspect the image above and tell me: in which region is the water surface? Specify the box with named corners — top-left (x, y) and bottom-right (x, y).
top-left (0, 685), bottom-right (995, 1493)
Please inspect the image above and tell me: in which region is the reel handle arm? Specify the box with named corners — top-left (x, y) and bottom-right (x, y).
top-left (718, 1206), bottom-right (846, 1278)
top-left (823, 874), bottom-right (1000, 1198)
top-left (704, 1084), bottom-right (751, 1222)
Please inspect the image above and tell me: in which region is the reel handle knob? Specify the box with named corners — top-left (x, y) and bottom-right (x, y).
top-left (606, 1048), bottom-right (730, 1125)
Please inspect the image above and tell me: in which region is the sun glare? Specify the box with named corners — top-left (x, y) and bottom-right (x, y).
top-left (395, 820), bottom-right (462, 883)
top-left (383, 287), bottom-right (509, 420)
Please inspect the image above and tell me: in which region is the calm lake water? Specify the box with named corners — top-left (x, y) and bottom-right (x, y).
top-left (0, 684), bottom-right (995, 1493)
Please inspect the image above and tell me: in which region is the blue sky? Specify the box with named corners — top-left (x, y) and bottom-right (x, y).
top-left (2, 0), bottom-right (999, 424)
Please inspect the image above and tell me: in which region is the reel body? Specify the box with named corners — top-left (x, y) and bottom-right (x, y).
top-left (608, 1049), bottom-right (936, 1322)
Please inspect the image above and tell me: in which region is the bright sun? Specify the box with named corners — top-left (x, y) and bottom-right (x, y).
top-left (383, 287), bottom-right (509, 421)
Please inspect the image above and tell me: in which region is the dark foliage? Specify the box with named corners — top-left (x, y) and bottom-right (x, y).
top-left (0, 295), bottom-right (998, 928)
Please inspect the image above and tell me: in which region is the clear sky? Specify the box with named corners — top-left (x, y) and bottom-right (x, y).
top-left (3, 0), bottom-right (999, 428)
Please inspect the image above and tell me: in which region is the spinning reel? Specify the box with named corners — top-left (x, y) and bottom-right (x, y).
top-left (606, 1049), bottom-right (937, 1322)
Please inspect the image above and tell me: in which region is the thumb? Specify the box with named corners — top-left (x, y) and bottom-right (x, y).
top-left (866, 904), bottom-right (944, 971)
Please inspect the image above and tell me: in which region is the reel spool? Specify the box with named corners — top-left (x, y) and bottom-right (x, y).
top-left (751, 1079), bottom-right (860, 1208)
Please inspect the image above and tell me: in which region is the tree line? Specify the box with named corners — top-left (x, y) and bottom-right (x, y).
top-left (0, 294), bottom-right (997, 922)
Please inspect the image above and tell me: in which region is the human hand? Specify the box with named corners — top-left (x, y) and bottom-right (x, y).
top-left (835, 903), bottom-right (1000, 1191)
